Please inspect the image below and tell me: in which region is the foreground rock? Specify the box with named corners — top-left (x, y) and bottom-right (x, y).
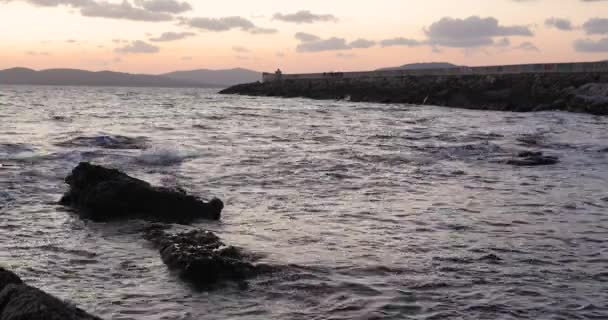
top-left (507, 151), bottom-right (559, 166)
top-left (60, 162), bottom-right (223, 222)
top-left (0, 267), bottom-right (102, 320)
top-left (220, 73), bottom-right (608, 115)
top-left (144, 227), bottom-right (267, 287)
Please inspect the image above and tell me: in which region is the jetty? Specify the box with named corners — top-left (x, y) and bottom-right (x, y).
top-left (220, 61), bottom-right (608, 115)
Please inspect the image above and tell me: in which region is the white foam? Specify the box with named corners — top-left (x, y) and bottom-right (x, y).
top-left (135, 147), bottom-right (197, 166)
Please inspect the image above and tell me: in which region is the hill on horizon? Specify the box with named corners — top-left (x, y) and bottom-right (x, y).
top-left (0, 67), bottom-right (262, 88)
top-left (378, 62), bottom-right (461, 71)
top-left (161, 68), bottom-right (262, 87)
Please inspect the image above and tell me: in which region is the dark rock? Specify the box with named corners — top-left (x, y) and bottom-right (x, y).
top-left (0, 267), bottom-right (102, 320)
top-left (0, 268), bottom-right (22, 291)
top-left (517, 151), bottom-right (543, 158)
top-left (507, 151), bottom-right (559, 166)
top-left (60, 162), bottom-right (223, 222)
top-left (220, 73), bottom-right (608, 115)
top-left (144, 228), bottom-right (265, 287)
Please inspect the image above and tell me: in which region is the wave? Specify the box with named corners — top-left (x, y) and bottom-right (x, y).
top-left (134, 147), bottom-right (198, 166)
top-left (56, 134), bottom-right (149, 150)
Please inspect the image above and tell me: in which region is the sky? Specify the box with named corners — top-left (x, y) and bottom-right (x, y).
top-left (1, 0), bottom-right (608, 73)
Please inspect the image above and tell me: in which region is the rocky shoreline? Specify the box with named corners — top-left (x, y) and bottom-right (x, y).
top-left (220, 73), bottom-right (608, 115)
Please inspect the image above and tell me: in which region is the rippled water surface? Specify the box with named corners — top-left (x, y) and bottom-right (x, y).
top-left (1, 86), bottom-right (607, 319)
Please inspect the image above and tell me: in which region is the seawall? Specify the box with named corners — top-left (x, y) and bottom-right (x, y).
top-left (220, 72), bottom-right (608, 115)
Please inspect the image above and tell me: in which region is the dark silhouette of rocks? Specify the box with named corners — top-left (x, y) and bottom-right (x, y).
top-left (220, 73), bottom-right (608, 115)
top-left (60, 162), bottom-right (223, 222)
top-left (0, 267), bottom-right (102, 320)
top-left (144, 227), bottom-right (267, 288)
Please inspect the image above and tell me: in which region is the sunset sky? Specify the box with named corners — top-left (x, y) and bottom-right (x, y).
top-left (1, 0), bottom-right (608, 73)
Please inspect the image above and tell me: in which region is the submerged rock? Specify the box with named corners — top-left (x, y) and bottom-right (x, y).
top-left (507, 151), bottom-right (559, 166)
top-left (144, 227), bottom-right (265, 287)
top-left (60, 162), bottom-right (223, 222)
top-left (0, 267), bottom-right (102, 320)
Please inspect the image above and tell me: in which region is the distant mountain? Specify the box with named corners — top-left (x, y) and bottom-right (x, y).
top-left (0, 67), bottom-right (219, 88)
top-left (162, 68), bottom-right (262, 87)
top-left (378, 62), bottom-right (461, 71)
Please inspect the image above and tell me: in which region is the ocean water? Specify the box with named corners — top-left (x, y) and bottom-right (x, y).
top-left (0, 85), bottom-right (607, 320)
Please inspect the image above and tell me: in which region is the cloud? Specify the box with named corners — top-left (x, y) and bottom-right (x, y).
top-left (515, 41), bottom-right (540, 51)
top-left (80, 1), bottom-right (172, 21)
top-left (26, 50), bottom-right (50, 56)
top-left (425, 16), bottom-right (533, 47)
top-left (294, 34), bottom-right (378, 52)
top-left (135, 0), bottom-right (191, 13)
top-left (336, 52), bottom-right (356, 58)
top-left (495, 37), bottom-right (511, 47)
top-left (545, 17), bottom-right (574, 31)
top-left (3, 0), bottom-right (174, 22)
top-left (296, 37), bottom-right (350, 52)
top-left (574, 37), bottom-right (608, 52)
top-left (115, 40), bottom-right (159, 53)
top-left (181, 56), bottom-right (192, 60)
top-left (380, 37), bottom-right (423, 47)
top-left (181, 16), bottom-right (276, 34)
top-left (273, 10), bottom-right (338, 24)
top-left (349, 38), bottom-right (376, 48)
top-left (294, 32), bottom-right (320, 42)
top-left (232, 46), bottom-right (250, 53)
top-left (149, 31), bottom-right (195, 42)
top-left (582, 18), bottom-right (608, 34)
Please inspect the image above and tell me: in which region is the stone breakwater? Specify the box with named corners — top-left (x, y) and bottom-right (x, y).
top-left (220, 73), bottom-right (608, 115)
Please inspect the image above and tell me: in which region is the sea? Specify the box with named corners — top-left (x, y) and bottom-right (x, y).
top-left (0, 85), bottom-right (607, 319)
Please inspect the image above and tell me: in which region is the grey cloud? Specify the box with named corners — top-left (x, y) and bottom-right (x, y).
top-left (515, 41), bottom-right (540, 51)
top-left (136, 0), bottom-right (191, 13)
top-left (149, 31), bottom-right (195, 42)
top-left (495, 37), bottom-right (511, 47)
top-left (295, 34), bottom-right (378, 51)
top-left (583, 18), bottom-right (608, 34)
top-left (349, 38), bottom-right (376, 48)
top-left (4, 0), bottom-right (94, 7)
top-left (545, 17), bottom-right (574, 30)
top-left (380, 37), bottom-right (424, 47)
top-left (295, 32), bottom-right (320, 42)
top-left (425, 16), bottom-right (533, 47)
top-left (115, 40), bottom-right (159, 53)
top-left (574, 37), bottom-right (608, 52)
top-left (26, 50), bottom-right (50, 55)
top-left (273, 10), bottom-right (338, 24)
top-left (181, 16), bottom-right (276, 34)
top-left (80, 1), bottom-right (172, 22)
top-left (232, 46), bottom-right (250, 53)
top-left (297, 37), bottom-right (350, 52)
top-left (3, 0), bottom-right (174, 22)
top-left (336, 53), bottom-right (356, 58)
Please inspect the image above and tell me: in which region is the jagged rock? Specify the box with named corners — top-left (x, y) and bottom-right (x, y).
top-left (0, 267), bottom-right (102, 320)
top-left (60, 162), bottom-right (223, 222)
top-left (144, 228), bottom-right (265, 287)
top-left (507, 151), bottom-right (559, 166)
